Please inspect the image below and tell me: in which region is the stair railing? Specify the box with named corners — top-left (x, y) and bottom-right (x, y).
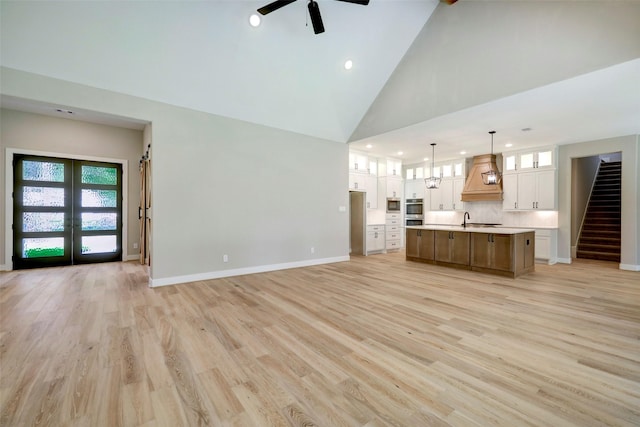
top-left (575, 161), bottom-right (602, 255)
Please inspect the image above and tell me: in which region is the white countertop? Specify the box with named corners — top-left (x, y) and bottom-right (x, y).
top-left (407, 225), bottom-right (535, 235)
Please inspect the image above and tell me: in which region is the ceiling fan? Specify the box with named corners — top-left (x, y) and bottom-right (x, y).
top-left (257, 0), bottom-right (369, 35)
top-left (257, 0), bottom-right (458, 35)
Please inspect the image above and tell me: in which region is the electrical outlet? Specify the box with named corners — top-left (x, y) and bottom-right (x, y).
top-left (310, 247), bottom-right (315, 254)
top-left (133, 243), bottom-right (138, 249)
top-left (223, 254), bottom-right (228, 263)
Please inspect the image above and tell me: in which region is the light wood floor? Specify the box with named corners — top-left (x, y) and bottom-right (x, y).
top-left (1, 253), bottom-right (639, 426)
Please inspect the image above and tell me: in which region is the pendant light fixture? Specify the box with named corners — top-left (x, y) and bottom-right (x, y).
top-left (481, 131), bottom-right (502, 185)
top-left (425, 143), bottom-right (441, 189)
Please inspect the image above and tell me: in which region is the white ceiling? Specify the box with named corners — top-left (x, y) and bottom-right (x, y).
top-left (0, 0), bottom-right (438, 143)
top-left (350, 58), bottom-right (640, 164)
top-left (1, 0), bottom-right (639, 163)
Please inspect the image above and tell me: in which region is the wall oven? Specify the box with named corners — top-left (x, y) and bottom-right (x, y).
top-left (406, 198), bottom-right (423, 226)
top-left (386, 198), bottom-right (401, 213)
top-left (406, 198), bottom-right (423, 216)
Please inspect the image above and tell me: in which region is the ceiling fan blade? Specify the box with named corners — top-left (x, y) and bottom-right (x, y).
top-left (257, 0), bottom-right (297, 15)
top-left (334, 0), bottom-right (370, 4)
top-left (308, 1), bottom-right (325, 34)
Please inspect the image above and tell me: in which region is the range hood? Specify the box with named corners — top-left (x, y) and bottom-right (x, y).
top-left (461, 154), bottom-right (503, 202)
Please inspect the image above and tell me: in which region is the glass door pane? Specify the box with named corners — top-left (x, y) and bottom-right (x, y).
top-left (73, 161), bottom-right (122, 264)
top-left (13, 155), bottom-right (72, 269)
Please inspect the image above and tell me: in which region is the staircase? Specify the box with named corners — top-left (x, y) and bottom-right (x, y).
top-left (577, 161), bottom-right (621, 262)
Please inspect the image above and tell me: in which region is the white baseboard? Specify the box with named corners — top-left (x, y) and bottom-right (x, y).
top-left (619, 263), bottom-right (640, 271)
top-left (149, 256), bottom-right (350, 288)
top-left (557, 257), bottom-right (572, 264)
top-left (124, 254), bottom-right (140, 261)
top-left (0, 264), bottom-right (9, 271)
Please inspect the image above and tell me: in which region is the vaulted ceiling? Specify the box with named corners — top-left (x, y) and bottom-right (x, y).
top-left (1, 0), bottom-right (639, 163)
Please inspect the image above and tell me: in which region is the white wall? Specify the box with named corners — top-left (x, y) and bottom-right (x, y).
top-left (0, 109), bottom-right (144, 266)
top-left (558, 135), bottom-right (640, 270)
top-left (1, 67), bottom-right (350, 283)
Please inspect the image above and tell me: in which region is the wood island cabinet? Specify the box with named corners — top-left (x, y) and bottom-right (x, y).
top-left (406, 229), bottom-right (434, 261)
top-left (434, 230), bottom-right (470, 266)
top-left (406, 227), bottom-right (535, 277)
top-left (471, 233), bottom-right (514, 272)
top-left (470, 231), bottom-right (535, 277)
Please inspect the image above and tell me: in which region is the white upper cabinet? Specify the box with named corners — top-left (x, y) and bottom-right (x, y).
top-left (453, 161), bottom-right (464, 177)
top-left (405, 166), bottom-right (424, 180)
top-left (502, 146), bottom-right (557, 211)
top-left (503, 153), bottom-right (518, 174)
top-left (502, 174), bottom-right (518, 210)
top-left (503, 146), bottom-right (556, 173)
top-left (368, 158), bottom-right (378, 176)
top-left (503, 170), bottom-right (557, 210)
top-left (349, 151), bottom-right (369, 172)
top-left (386, 177), bottom-right (403, 199)
top-left (365, 174), bottom-right (378, 209)
top-left (385, 158), bottom-right (402, 177)
top-left (405, 179), bottom-right (425, 200)
top-left (452, 178), bottom-right (465, 211)
top-left (348, 173), bottom-right (367, 191)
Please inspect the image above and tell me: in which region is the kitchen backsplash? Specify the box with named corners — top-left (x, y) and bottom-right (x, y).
top-left (423, 201), bottom-right (558, 228)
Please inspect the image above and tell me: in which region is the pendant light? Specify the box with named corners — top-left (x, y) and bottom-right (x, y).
top-left (481, 131), bottom-right (502, 185)
top-left (425, 143), bottom-right (441, 189)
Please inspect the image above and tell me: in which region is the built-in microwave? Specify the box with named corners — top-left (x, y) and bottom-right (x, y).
top-left (406, 198), bottom-right (423, 216)
top-left (386, 198), bottom-right (401, 213)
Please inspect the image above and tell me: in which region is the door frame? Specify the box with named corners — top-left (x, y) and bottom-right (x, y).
top-left (4, 148), bottom-right (129, 271)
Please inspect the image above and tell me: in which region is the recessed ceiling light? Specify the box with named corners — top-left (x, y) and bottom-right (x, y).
top-left (505, 143), bottom-right (513, 148)
top-left (344, 59), bottom-right (353, 70)
top-left (423, 157), bottom-right (429, 161)
top-left (397, 151), bottom-right (403, 156)
top-left (249, 14), bottom-right (261, 27)
top-left (460, 151), bottom-right (466, 155)
top-left (365, 144), bottom-right (372, 149)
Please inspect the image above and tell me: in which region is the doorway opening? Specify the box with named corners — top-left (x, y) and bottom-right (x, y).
top-left (13, 154), bottom-right (123, 269)
top-left (572, 152), bottom-right (621, 263)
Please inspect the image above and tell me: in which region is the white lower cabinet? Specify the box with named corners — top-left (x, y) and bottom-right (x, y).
top-left (385, 214), bottom-right (403, 250)
top-left (366, 225), bottom-right (385, 255)
top-left (534, 229), bottom-right (557, 264)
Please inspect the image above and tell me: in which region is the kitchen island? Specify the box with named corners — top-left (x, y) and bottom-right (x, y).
top-left (406, 225), bottom-right (535, 278)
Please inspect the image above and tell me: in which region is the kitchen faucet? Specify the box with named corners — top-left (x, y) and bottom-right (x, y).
top-left (463, 211), bottom-right (470, 228)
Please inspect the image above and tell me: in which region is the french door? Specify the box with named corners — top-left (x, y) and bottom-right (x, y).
top-left (13, 154), bottom-right (123, 269)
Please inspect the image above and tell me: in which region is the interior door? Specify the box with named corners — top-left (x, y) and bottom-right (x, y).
top-left (13, 155), bottom-right (73, 269)
top-left (13, 155), bottom-right (122, 269)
